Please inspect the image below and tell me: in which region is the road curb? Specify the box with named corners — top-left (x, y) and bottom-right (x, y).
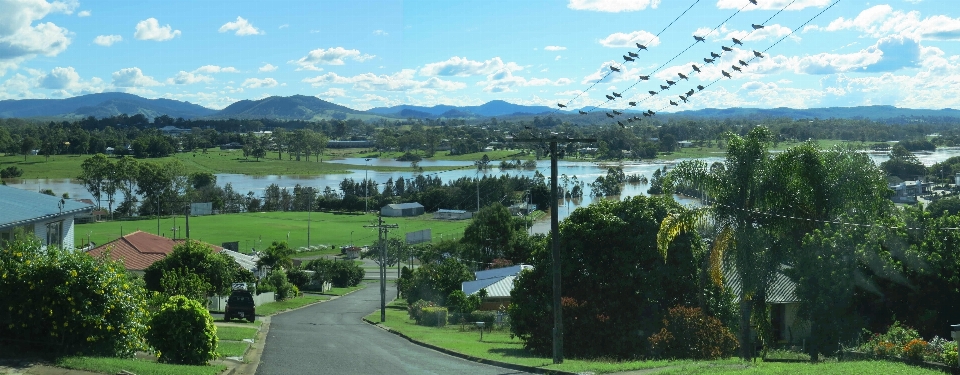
top-left (361, 317), bottom-right (582, 375)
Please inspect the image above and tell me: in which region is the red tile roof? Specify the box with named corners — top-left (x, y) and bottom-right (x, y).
top-left (87, 231), bottom-right (223, 271)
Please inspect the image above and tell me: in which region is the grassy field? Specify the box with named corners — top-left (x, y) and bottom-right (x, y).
top-left (255, 294), bottom-right (328, 316)
top-left (367, 301), bottom-right (944, 374)
top-left (215, 326), bottom-right (258, 341)
top-left (76, 211), bottom-right (472, 252)
top-left (57, 357), bottom-right (225, 375)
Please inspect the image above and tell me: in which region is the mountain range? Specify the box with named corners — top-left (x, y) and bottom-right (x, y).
top-left (1, 92), bottom-right (958, 123)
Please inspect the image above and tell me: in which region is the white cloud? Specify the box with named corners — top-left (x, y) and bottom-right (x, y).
top-left (317, 88), bottom-right (346, 97)
top-left (716, 0), bottom-right (828, 11)
top-left (568, 0), bottom-right (660, 12)
top-left (0, 0), bottom-right (73, 74)
top-left (0, 73), bottom-right (39, 99)
top-left (479, 70), bottom-right (572, 93)
top-left (289, 47), bottom-right (375, 70)
top-left (167, 71), bottom-right (213, 85)
top-left (419, 56), bottom-right (522, 77)
top-left (373, 29), bottom-right (388, 36)
top-left (39, 66), bottom-right (78, 89)
top-left (278, 24), bottom-right (289, 29)
top-left (93, 34), bottom-right (122, 46)
top-left (825, 5), bottom-right (960, 41)
top-left (111, 67), bottom-right (160, 87)
top-left (723, 24), bottom-right (795, 43)
top-left (258, 63), bottom-right (277, 72)
top-left (544, 45), bottom-right (566, 51)
top-left (193, 65), bottom-right (239, 74)
top-left (599, 30), bottom-right (660, 48)
top-left (134, 18), bottom-right (180, 41)
top-left (77, 10), bottom-right (90, 17)
top-left (303, 69), bottom-right (466, 93)
top-left (242, 77), bottom-right (278, 88)
top-left (219, 16), bottom-right (263, 36)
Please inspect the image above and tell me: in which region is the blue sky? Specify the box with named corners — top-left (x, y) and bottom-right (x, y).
top-left (1, 0), bottom-right (958, 113)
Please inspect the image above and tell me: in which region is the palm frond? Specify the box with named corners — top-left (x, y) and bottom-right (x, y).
top-left (657, 208), bottom-right (707, 262)
top-left (709, 224), bottom-right (735, 286)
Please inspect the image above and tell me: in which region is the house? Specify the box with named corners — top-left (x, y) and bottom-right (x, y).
top-left (726, 265), bottom-right (810, 344)
top-left (462, 264), bottom-right (533, 310)
top-left (73, 199), bottom-right (107, 223)
top-left (0, 185), bottom-right (94, 250)
top-left (86, 231), bottom-right (240, 275)
top-left (678, 140), bottom-right (694, 148)
top-left (509, 203), bottom-right (536, 216)
top-left (381, 202), bottom-right (424, 217)
top-left (433, 209), bottom-right (472, 220)
top-left (889, 179), bottom-right (927, 204)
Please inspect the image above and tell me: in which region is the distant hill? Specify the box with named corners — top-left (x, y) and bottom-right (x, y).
top-left (0, 92), bottom-right (215, 119)
top-left (670, 106), bottom-right (960, 121)
top-left (368, 100), bottom-right (559, 118)
top-left (212, 94), bottom-right (369, 120)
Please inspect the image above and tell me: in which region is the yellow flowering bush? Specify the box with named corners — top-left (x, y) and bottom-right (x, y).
top-left (0, 234), bottom-right (148, 357)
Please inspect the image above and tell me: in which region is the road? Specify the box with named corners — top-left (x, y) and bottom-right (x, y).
top-left (255, 283), bottom-right (530, 375)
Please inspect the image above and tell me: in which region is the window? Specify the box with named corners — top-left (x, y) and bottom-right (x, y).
top-left (46, 221), bottom-right (63, 248)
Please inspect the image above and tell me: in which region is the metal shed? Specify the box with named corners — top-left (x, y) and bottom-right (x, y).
top-left (380, 202), bottom-right (424, 217)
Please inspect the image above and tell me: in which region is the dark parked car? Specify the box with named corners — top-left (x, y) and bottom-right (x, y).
top-left (225, 290), bottom-right (255, 322)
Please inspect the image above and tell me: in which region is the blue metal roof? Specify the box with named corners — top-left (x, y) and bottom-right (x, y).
top-left (0, 185), bottom-right (95, 230)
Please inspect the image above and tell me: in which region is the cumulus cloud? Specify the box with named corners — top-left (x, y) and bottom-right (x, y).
top-left (77, 10), bottom-right (90, 17)
top-left (373, 29), bottom-right (388, 36)
top-left (242, 77), bottom-right (278, 88)
top-left (134, 18), bottom-right (180, 41)
top-left (568, 0), bottom-right (660, 12)
top-left (599, 30), bottom-right (659, 48)
top-left (716, 0), bottom-right (828, 11)
top-left (825, 5), bottom-right (960, 41)
top-left (219, 16), bottom-right (263, 36)
top-left (479, 70), bottom-right (572, 93)
top-left (419, 56), bottom-right (522, 77)
top-left (289, 47), bottom-right (374, 70)
top-left (112, 67), bottom-right (160, 87)
top-left (193, 65), bottom-right (239, 74)
top-left (722, 24), bottom-right (794, 43)
top-left (0, 0), bottom-right (73, 74)
top-left (544, 46), bottom-right (566, 51)
top-left (303, 69), bottom-right (466, 93)
top-left (318, 88), bottom-right (346, 97)
top-left (167, 71), bottom-right (213, 85)
top-left (258, 63), bottom-right (277, 72)
top-left (39, 66), bottom-right (78, 89)
top-left (93, 34), bottom-right (122, 46)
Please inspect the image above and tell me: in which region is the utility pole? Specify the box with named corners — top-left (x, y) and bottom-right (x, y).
top-left (512, 134), bottom-right (595, 364)
top-left (365, 214), bottom-right (398, 322)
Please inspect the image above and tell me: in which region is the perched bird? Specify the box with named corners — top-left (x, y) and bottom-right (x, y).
top-left (610, 66), bottom-right (621, 72)
top-left (704, 58), bottom-right (715, 64)
top-left (606, 113), bottom-right (615, 118)
top-left (629, 101), bottom-right (637, 106)
top-left (678, 73), bottom-right (689, 80)
top-left (739, 60), bottom-right (749, 67)
top-left (636, 43), bottom-right (648, 50)
top-left (660, 85), bottom-right (669, 90)
top-left (633, 116), bottom-right (641, 121)
top-left (753, 50), bottom-right (765, 58)
top-left (666, 80), bottom-right (676, 86)
top-left (669, 100), bottom-right (679, 106)
top-left (749, 0), bottom-right (757, 4)
top-left (679, 95), bottom-right (688, 103)
top-left (686, 89), bottom-right (695, 96)
top-left (752, 24), bottom-right (764, 30)
top-left (617, 121), bottom-right (625, 128)
top-left (557, 103), bottom-right (567, 108)
top-left (643, 112), bottom-right (652, 117)
top-left (648, 90), bottom-right (658, 95)
top-left (731, 65), bottom-right (742, 72)
top-left (612, 92), bottom-right (622, 98)
top-left (578, 110), bottom-right (587, 115)
top-left (606, 94), bottom-right (615, 100)
top-left (627, 118), bottom-right (635, 123)
top-left (639, 75), bottom-right (650, 80)
top-left (692, 65), bottom-right (701, 73)
top-left (647, 109), bottom-right (655, 115)
top-left (732, 38), bottom-right (743, 46)
top-left (524, 125), bottom-right (533, 129)
top-left (623, 55), bottom-right (635, 62)
top-left (628, 51), bottom-right (639, 58)
top-left (694, 35), bottom-right (706, 43)
top-left (711, 52), bottom-right (721, 58)
top-left (722, 46), bottom-right (733, 52)
top-left (697, 85), bottom-right (705, 91)
top-left (722, 70), bottom-right (732, 78)
top-left (612, 110), bottom-right (623, 115)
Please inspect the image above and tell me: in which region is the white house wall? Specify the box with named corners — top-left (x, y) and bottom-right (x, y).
top-left (29, 214), bottom-right (76, 251)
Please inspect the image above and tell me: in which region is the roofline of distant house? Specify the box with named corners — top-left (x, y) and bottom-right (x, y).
top-left (0, 206), bottom-right (94, 231)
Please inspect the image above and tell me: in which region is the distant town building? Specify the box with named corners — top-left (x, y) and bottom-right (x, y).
top-left (381, 202), bottom-right (424, 217)
top-left (433, 209), bottom-right (472, 220)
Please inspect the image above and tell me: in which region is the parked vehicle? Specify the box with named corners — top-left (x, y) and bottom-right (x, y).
top-left (225, 290), bottom-right (256, 322)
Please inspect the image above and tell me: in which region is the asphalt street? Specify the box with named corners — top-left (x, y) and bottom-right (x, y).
top-left (255, 283), bottom-right (530, 375)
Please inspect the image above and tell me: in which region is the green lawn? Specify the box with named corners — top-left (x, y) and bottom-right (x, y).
top-left (255, 294), bottom-right (328, 316)
top-left (76, 211), bottom-right (471, 253)
top-left (216, 341), bottom-right (249, 358)
top-left (653, 360), bottom-right (945, 374)
top-left (57, 357), bottom-right (225, 375)
top-left (215, 326), bottom-right (258, 341)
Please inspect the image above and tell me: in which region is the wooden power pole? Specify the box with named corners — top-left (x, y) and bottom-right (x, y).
top-left (366, 214), bottom-right (398, 322)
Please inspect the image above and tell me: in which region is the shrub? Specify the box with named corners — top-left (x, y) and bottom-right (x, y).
top-left (146, 295), bottom-right (218, 365)
top-left (860, 321), bottom-right (921, 359)
top-left (943, 341), bottom-right (958, 365)
top-left (0, 166), bottom-right (23, 178)
top-left (903, 338), bottom-right (928, 361)
top-left (286, 267), bottom-right (311, 289)
top-left (0, 234), bottom-right (148, 357)
top-left (304, 258), bottom-right (364, 288)
top-left (469, 310), bottom-right (497, 327)
top-left (408, 299), bottom-right (436, 323)
top-left (648, 305), bottom-right (739, 360)
top-left (420, 307), bottom-right (448, 327)
top-left (262, 269), bottom-right (294, 300)
top-left (159, 268), bottom-right (210, 302)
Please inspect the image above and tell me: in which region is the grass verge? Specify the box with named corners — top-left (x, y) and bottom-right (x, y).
top-left (57, 357), bottom-right (225, 375)
top-left (215, 326), bottom-right (258, 342)
top-left (217, 342), bottom-right (250, 359)
top-left (323, 284), bottom-right (367, 296)
top-left (653, 360), bottom-right (946, 374)
top-left (256, 294), bottom-right (328, 316)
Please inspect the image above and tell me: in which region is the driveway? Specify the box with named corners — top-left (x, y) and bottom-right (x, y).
top-left (256, 284), bottom-right (529, 375)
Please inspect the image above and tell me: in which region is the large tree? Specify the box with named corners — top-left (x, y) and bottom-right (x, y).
top-left (461, 203), bottom-right (530, 265)
top-left (144, 240), bottom-right (253, 297)
top-left (78, 153), bottom-right (113, 210)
